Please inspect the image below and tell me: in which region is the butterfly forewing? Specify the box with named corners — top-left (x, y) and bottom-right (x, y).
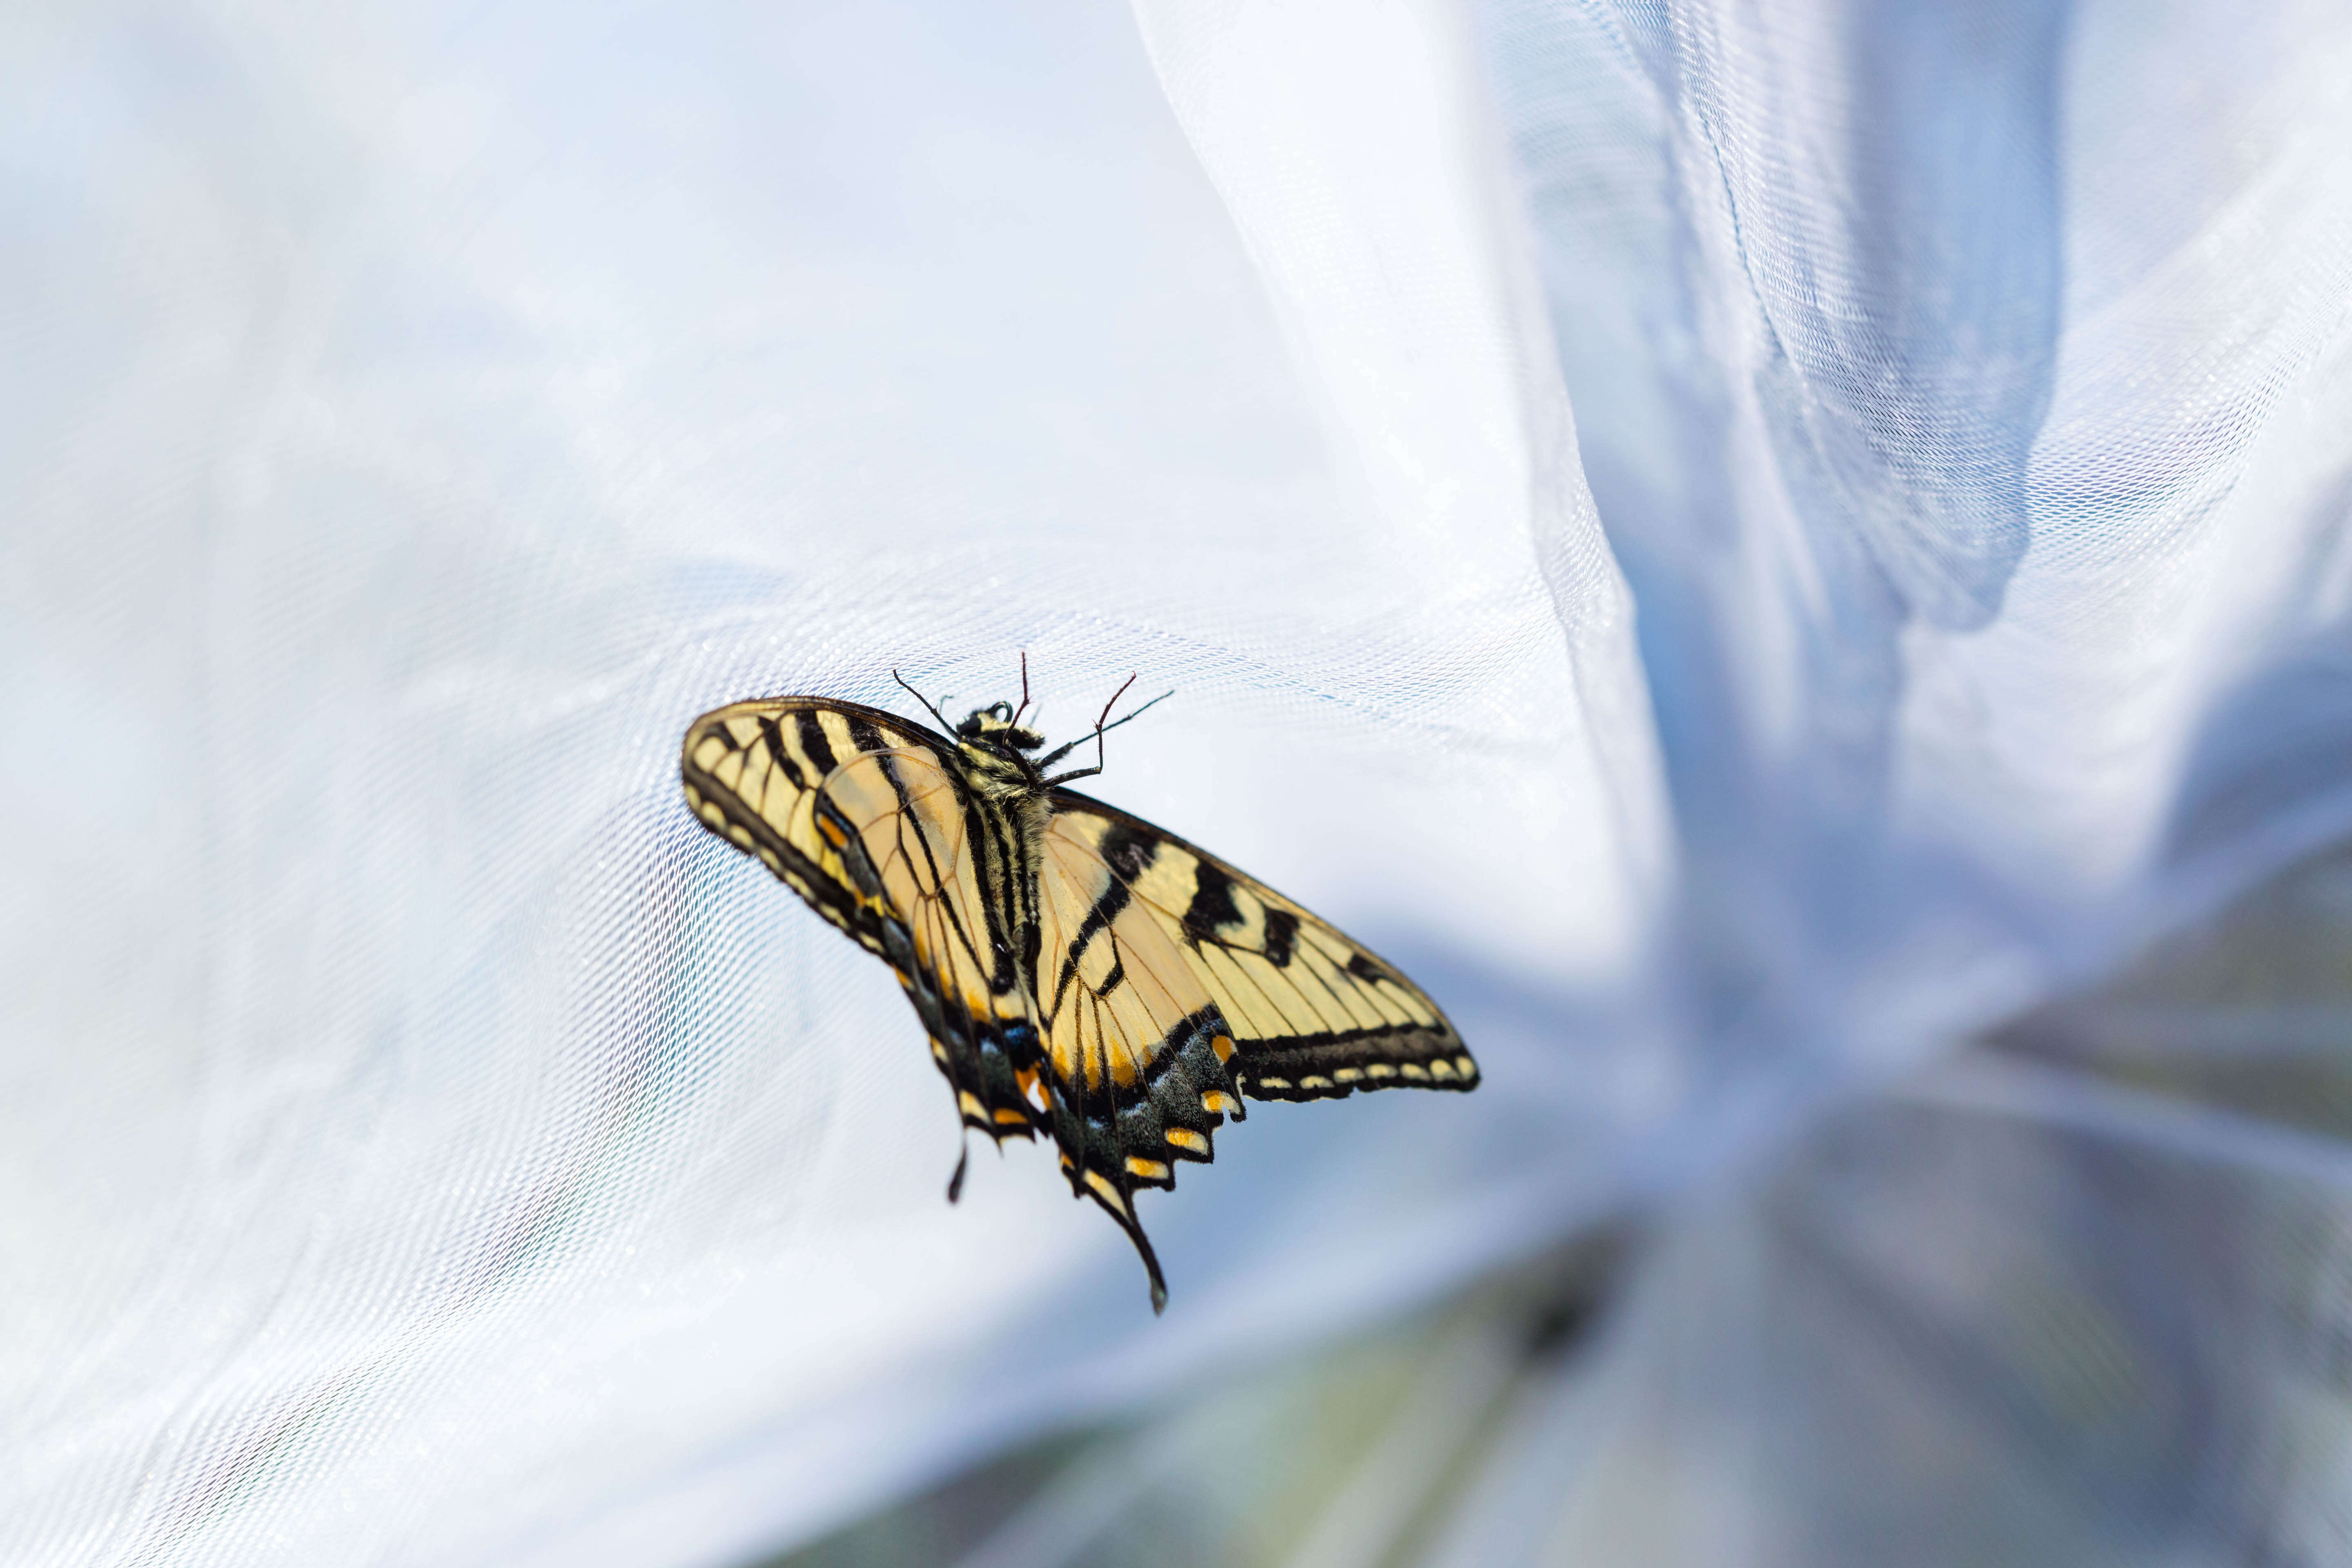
top-left (1033, 813), bottom-right (1246, 1181)
top-left (1045, 794), bottom-right (1477, 1102)
top-left (682, 699), bottom-right (1047, 1142)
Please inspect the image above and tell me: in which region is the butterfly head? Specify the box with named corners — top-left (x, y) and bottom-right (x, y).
top-left (956, 702), bottom-right (1047, 755)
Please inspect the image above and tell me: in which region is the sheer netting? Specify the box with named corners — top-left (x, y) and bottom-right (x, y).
top-left (5, 0), bottom-right (2350, 1564)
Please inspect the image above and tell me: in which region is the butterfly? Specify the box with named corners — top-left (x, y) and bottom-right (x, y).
top-left (679, 661), bottom-right (1476, 1311)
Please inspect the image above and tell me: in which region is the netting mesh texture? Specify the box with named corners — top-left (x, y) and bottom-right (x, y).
top-left (6, 0), bottom-right (2352, 1564)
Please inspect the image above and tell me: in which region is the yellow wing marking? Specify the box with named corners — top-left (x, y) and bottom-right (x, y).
top-left (1045, 793), bottom-right (1473, 1105)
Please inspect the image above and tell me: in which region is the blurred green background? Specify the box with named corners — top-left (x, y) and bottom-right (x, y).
top-left (760, 837), bottom-right (2352, 1568)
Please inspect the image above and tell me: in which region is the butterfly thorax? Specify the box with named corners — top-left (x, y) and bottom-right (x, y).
top-left (952, 703), bottom-right (1054, 888)
top-left (952, 704), bottom-right (1049, 803)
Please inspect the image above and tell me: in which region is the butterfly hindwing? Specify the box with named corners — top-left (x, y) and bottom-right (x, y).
top-left (681, 699), bottom-right (1049, 1148)
top-left (1043, 793), bottom-right (1477, 1103)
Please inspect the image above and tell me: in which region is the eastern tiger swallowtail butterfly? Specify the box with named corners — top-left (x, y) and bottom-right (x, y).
top-left (679, 663), bottom-right (1477, 1312)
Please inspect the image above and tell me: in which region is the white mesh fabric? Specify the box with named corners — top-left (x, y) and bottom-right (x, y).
top-left (4, 0), bottom-right (2351, 1566)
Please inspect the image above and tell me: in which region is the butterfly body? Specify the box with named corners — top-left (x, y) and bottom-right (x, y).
top-left (681, 688), bottom-right (1476, 1311)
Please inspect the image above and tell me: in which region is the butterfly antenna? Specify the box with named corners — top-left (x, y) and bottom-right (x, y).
top-left (1098, 686), bottom-right (1174, 737)
top-left (1036, 677), bottom-right (1174, 775)
top-left (1091, 682), bottom-right (1174, 769)
top-left (893, 667), bottom-right (953, 732)
top-left (1092, 673), bottom-right (1138, 735)
top-left (1012, 650), bottom-right (1033, 727)
top-left (1090, 675), bottom-right (1134, 772)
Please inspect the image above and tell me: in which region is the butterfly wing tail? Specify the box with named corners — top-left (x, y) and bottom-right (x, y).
top-left (1076, 1162), bottom-right (1169, 1315)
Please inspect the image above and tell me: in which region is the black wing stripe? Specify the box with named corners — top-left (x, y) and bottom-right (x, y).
top-left (962, 796), bottom-right (1025, 996)
top-left (757, 716), bottom-right (809, 791)
top-left (1261, 908), bottom-right (1298, 967)
top-left (1054, 876), bottom-right (1132, 1015)
top-left (687, 765), bottom-right (881, 944)
top-left (1071, 825), bottom-right (1160, 1018)
top-left (878, 784), bottom-right (996, 986)
top-left (1180, 861), bottom-right (1242, 944)
top-left (1239, 1020), bottom-right (1469, 1101)
top-left (1053, 822), bottom-right (1160, 1010)
top-left (795, 708), bottom-right (840, 779)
